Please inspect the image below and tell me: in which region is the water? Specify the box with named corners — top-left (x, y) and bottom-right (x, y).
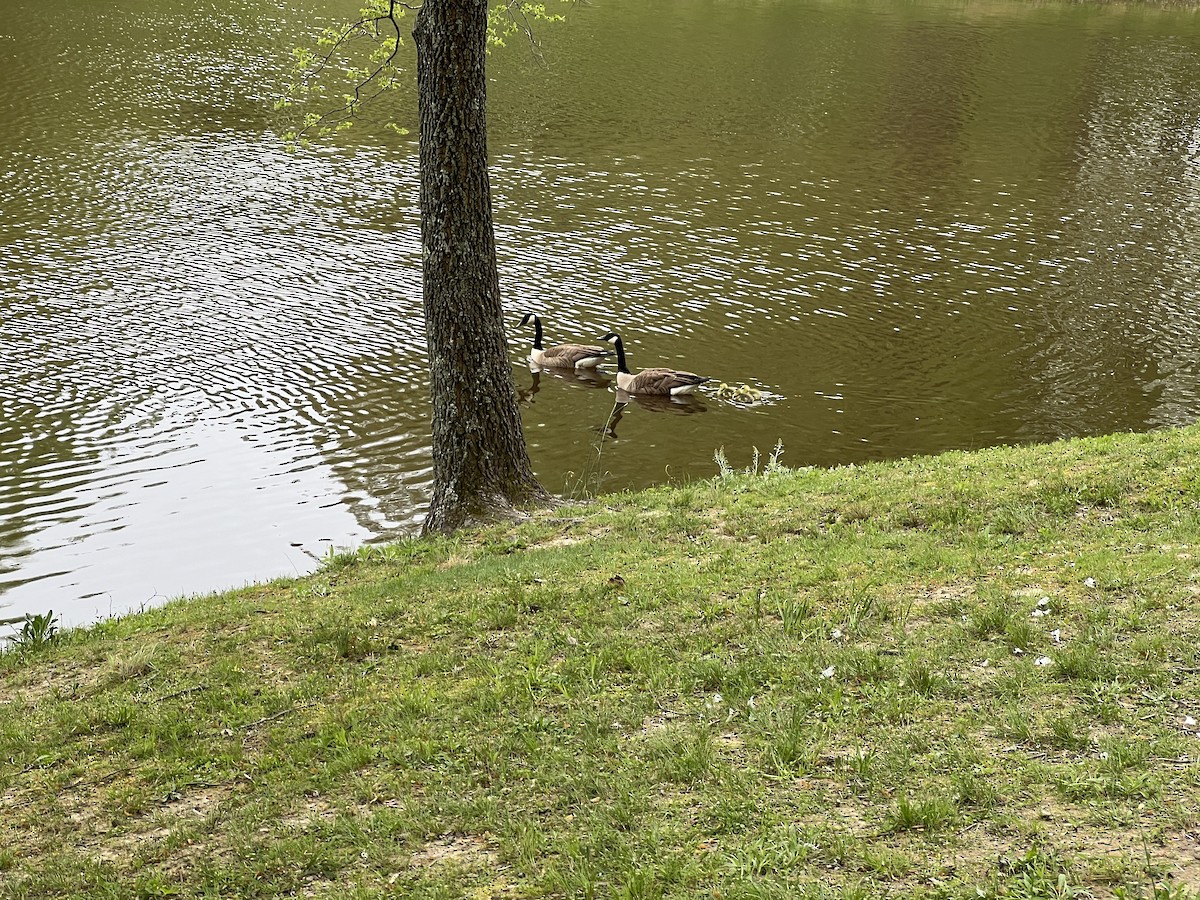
top-left (3, 0), bottom-right (1200, 626)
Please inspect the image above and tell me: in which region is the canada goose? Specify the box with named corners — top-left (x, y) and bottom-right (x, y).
top-left (519, 313), bottom-right (614, 370)
top-left (601, 332), bottom-right (711, 396)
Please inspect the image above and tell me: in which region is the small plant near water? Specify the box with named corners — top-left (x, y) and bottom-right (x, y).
top-left (321, 539), bottom-right (434, 572)
top-left (563, 395), bottom-right (624, 500)
top-left (714, 439), bottom-right (786, 479)
top-left (6, 610), bottom-right (61, 652)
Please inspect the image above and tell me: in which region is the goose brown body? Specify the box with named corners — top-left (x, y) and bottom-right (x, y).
top-left (520, 313), bottom-right (613, 370)
top-left (601, 332), bottom-right (711, 396)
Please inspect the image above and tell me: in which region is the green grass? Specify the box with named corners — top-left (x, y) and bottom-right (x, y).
top-left (2, 426), bottom-right (1200, 898)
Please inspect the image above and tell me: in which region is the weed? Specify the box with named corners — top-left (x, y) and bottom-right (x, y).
top-left (951, 770), bottom-right (998, 809)
top-left (969, 596), bottom-right (1013, 639)
top-left (309, 620), bottom-right (380, 661)
top-left (714, 440), bottom-right (786, 479)
top-left (1053, 643), bottom-right (1119, 683)
top-left (1005, 617), bottom-right (1042, 653)
top-left (778, 594), bottom-right (813, 636)
top-left (995, 847), bottom-right (1093, 899)
top-left (990, 502), bottom-right (1036, 536)
top-left (647, 728), bottom-right (715, 784)
top-left (1112, 837), bottom-right (1198, 899)
top-left (8, 610), bottom-right (61, 652)
top-left (1045, 712), bottom-right (1093, 752)
top-left (103, 645), bottom-right (157, 683)
top-left (764, 704), bottom-right (821, 774)
top-left (1115, 885), bottom-right (1196, 900)
top-left (844, 591), bottom-right (876, 630)
top-left (884, 794), bottom-right (957, 833)
top-left (901, 658), bottom-right (946, 697)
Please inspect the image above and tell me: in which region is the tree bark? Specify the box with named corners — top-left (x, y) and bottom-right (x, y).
top-left (413, 0), bottom-right (549, 534)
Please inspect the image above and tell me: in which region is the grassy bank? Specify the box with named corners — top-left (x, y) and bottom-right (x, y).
top-left (3, 427), bottom-right (1200, 899)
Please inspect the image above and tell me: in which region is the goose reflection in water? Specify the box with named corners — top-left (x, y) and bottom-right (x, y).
top-left (518, 364), bottom-right (613, 404)
top-left (602, 388), bottom-right (707, 438)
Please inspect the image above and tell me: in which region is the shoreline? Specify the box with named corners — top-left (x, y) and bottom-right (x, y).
top-left (3, 424), bottom-right (1199, 897)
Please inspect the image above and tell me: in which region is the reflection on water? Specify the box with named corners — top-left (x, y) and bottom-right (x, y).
top-left (2, 0), bottom-right (1200, 624)
top-left (1, 410), bottom-right (367, 618)
top-left (604, 391), bottom-right (709, 441)
top-left (519, 366), bottom-right (615, 405)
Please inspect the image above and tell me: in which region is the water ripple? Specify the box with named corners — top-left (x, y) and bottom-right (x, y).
top-left (5, 0), bottom-right (1200, 624)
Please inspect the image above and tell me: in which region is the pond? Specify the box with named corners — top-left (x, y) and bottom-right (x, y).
top-left (3, 0), bottom-right (1200, 626)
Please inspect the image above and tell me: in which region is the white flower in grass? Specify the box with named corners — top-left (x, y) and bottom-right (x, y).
top-left (1012, 647), bottom-right (1025, 655)
top-left (1051, 629), bottom-right (1062, 643)
top-left (1031, 608), bottom-right (1049, 618)
top-left (1084, 577), bottom-right (1096, 588)
top-left (1037, 597), bottom-right (1051, 607)
top-left (1035, 656), bottom-right (1053, 667)
top-left (820, 666), bottom-right (836, 680)
top-left (1184, 715), bottom-right (1198, 728)
top-left (831, 628), bottom-right (844, 640)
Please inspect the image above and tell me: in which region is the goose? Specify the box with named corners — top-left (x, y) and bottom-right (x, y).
top-left (601, 331), bottom-right (711, 396)
top-left (519, 312), bottom-right (614, 370)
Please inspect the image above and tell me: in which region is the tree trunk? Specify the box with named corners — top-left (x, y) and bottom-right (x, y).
top-left (413, 0), bottom-right (549, 535)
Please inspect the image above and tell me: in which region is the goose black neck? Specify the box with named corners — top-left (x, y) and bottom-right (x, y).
top-left (612, 336), bottom-right (630, 374)
top-left (530, 315), bottom-right (544, 349)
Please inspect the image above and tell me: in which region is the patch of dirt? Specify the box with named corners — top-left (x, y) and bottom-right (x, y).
top-left (539, 534), bottom-right (583, 548)
top-left (638, 712), bottom-right (682, 736)
top-left (1011, 586), bottom-right (1048, 598)
top-left (883, 581), bottom-right (977, 633)
top-left (1062, 822), bottom-right (1200, 891)
top-left (1075, 507), bottom-right (1121, 527)
top-left (278, 794), bottom-right (337, 831)
top-left (1158, 831), bottom-right (1200, 889)
top-left (922, 582), bottom-right (977, 606)
top-left (409, 833), bottom-right (499, 869)
top-left (715, 731), bottom-right (744, 750)
top-left (794, 797), bottom-right (878, 837)
top-left (85, 783), bottom-right (234, 863)
top-left (160, 784), bottom-right (230, 820)
top-left (0, 659), bottom-right (102, 704)
top-left (995, 806), bottom-right (1200, 894)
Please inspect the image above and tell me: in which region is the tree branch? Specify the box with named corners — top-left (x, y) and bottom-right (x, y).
top-left (290, 0), bottom-right (411, 141)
